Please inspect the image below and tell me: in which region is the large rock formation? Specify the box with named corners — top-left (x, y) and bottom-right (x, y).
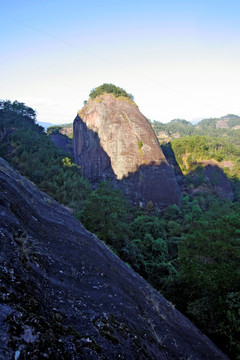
top-left (73, 94), bottom-right (181, 208)
top-left (0, 157), bottom-right (229, 359)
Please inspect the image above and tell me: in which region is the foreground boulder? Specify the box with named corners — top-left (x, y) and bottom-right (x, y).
top-left (73, 94), bottom-right (181, 208)
top-left (0, 158), bottom-right (228, 359)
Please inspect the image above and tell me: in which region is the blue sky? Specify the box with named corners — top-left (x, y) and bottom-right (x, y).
top-left (1, 0), bottom-right (240, 124)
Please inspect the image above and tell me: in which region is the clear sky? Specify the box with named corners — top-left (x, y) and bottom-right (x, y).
top-left (1, 0), bottom-right (240, 124)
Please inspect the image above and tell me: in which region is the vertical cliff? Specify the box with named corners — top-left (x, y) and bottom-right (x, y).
top-left (73, 93), bottom-right (181, 208)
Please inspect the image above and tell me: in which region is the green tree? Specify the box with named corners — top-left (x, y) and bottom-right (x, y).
top-left (77, 182), bottom-right (130, 251)
top-left (178, 213), bottom-right (240, 357)
top-left (89, 83), bottom-right (134, 101)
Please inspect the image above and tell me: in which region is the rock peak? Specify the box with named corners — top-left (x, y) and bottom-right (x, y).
top-left (74, 93), bottom-right (181, 208)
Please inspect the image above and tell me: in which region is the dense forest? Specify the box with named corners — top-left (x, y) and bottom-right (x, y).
top-left (1, 100), bottom-right (240, 359)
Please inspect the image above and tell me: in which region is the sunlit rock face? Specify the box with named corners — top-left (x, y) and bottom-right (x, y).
top-left (73, 94), bottom-right (181, 208)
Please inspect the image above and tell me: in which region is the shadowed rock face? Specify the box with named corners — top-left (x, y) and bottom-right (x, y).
top-left (73, 94), bottom-right (181, 208)
top-left (0, 157), bottom-right (229, 360)
top-left (201, 161), bottom-right (234, 200)
top-left (50, 133), bottom-right (73, 156)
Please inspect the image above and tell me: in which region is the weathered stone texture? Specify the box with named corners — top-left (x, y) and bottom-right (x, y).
top-left (73, 94), bottom-right (181, 207)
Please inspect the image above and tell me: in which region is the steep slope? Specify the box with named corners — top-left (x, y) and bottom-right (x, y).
top-left (73, 94), bottom-right (181, 208)
top-left (49, 132), bottom-right (73, 155)
top-left (0, 157), bottom-right (228, 360)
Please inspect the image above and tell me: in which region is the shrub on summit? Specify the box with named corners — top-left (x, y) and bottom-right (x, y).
top-left (89, 83), bottom-right (134, 101)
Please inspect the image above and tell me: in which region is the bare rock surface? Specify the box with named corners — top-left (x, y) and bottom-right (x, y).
top-left (0, 157), bottom-right (229, 359)
top-left (73, 94), bottom-right (181, 208)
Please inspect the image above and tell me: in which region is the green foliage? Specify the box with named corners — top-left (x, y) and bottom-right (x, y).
top-left (129, 215), bottom-right (166, 240)
top-left (132, 234), bottom-right (175, 286)
top-left (125, 215), bottom-right (178, 287)
top-left (152, 118), bottom-right (195, 138)
top-left (163, 204), bottom-right (182, 222)
top-left (0, 100), bottom-right (36, 121)
top-left (166, 198), bottom-right (240, 358)
top-left (137, 139), bottom-right (143, 149)
top-left (89, 83), bottom-right (134, 101)
top-left (152, 114), bottom-right (240, 147)
top-left (171, 135), bottom-right (240, 180)
top-left (62, 157), bottom-right (75, 167)
top-left (197, 114), bottom-right (240, 135)
top-left (77, 182), bottom-right (130, 251)
top-left (0, 100), bottom-right (91, 213)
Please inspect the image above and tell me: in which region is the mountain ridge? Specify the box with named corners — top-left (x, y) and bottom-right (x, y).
top-left (153, 114), bottom-right (240, 143)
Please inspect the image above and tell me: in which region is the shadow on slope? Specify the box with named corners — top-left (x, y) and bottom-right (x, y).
top-left (50, 132), bottom-right (73, 156)
top-left (185, 161), bottom-right (234, 200)
top-left (161, 142), bottom-right (185, 187)
top-left (0, 157), bottom-right (228, 360)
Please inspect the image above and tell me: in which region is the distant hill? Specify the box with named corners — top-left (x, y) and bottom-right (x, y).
top-left (152, 115), bottom-right (240, 147)
top-left (152, 119), bottom-right (195, 142)
top-left (196, 114), bottom-right (240, 132)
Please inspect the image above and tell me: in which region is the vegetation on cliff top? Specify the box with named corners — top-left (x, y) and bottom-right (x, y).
top-left (89, 83), bottom-right (134, 101)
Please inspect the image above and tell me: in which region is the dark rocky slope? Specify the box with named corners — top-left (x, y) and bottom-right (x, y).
top-left (0, 158), bottom-right (228, 360)
top-left (49, 132), bottom-right (73, 156)
top-left (73, 94), bottom-right (181, 208)
top-left (191, 160), bottom-right (234, 200)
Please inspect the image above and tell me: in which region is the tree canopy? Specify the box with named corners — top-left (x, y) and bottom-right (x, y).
top-left (0, 100), bottom-right (36, 121)
top-left (89, 83), bottom-right (134, 101)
